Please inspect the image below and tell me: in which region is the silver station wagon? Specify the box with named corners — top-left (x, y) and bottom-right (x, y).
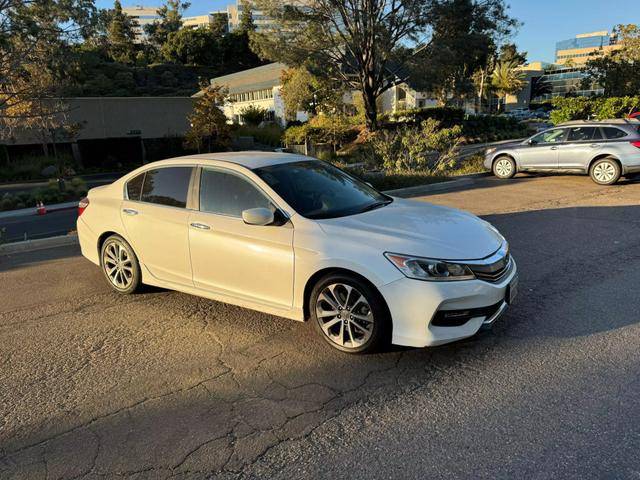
top-left (484, 119), bottom-right (640, 185)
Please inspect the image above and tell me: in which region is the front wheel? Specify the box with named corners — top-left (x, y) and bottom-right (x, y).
top-left (311, 274), bottom-right (390, 354)
top-left (590, 157), bottom-right (621, 185)
top-left (100, 234), bottom-right (142, 294)
top-left (492, 156), bottom-right (516, 179)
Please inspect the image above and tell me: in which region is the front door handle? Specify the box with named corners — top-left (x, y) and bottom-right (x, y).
top-left (550, 146), bottom-right (558, 150)
top-left (190, 222), bottom-right (211, 230)
top-left (122, 208), bottom-right (139, 216)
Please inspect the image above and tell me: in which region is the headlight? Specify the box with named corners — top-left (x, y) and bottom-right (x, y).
top-left (485, 147), bottom-right (497, 155)
top-left (384, 253), bottom-right (476, 282)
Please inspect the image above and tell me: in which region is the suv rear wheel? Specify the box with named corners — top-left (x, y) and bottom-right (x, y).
top-left (590, 157), bottom-right (621, 185)
top-left (492, 156), bottom-right (516, 179)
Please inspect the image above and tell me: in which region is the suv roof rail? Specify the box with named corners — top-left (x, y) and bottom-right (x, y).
top-left (559, 118), bottom-right (640, 126)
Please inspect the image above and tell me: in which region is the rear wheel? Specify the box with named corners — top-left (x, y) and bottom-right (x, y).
top-left (100, 234), bottom-right (142, 294)
top-left (590, 157), bottom-right (620, 185)
top-left (492, 156), bottom-right (516, 179)
top-left (311, 273), bottom-right (390, 354)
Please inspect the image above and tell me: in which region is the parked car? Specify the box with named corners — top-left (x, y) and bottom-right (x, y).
top-left (484, 119), bottom-right (640, 185)
top-left (77, 153), bottom-right (518, 353)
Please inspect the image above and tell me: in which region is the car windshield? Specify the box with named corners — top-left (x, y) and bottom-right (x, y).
top-left (253, 160), bottom-right (391, 219)
top-left (531, 129), bottom-right (565, 144)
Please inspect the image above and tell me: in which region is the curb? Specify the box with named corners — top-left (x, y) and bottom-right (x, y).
top-left (383, 172), bottom-right (489, 198)
top-left (0, 233), bottom-right (78, 256)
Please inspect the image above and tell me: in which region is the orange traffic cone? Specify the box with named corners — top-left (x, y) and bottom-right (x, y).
top-left (37, 201), bottom-right (47, 215)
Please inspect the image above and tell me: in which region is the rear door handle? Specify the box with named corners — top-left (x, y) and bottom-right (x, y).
top-left (550, 146), bottom-right (558, 150)
top-left (122, 208), bottom-right (139, 216)
top-left (190, 222), bottom-right (211, 230)
top-left (590, 144), bottom-right (600, 148)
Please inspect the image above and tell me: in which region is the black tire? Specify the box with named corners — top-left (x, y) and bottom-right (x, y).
top-left (100, 234), bottom-right (143, 294)
top-left (589, 157), bottom-right (621, 185)
top-left (310, 273), bottom-right (391, 354)
top-left (492, 155), bottom-right (516, 179)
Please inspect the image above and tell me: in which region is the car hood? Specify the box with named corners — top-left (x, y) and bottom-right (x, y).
top-left (316, 198), bottom-right (504, 260)
top-left (493, 141), bottom-right (523, 150)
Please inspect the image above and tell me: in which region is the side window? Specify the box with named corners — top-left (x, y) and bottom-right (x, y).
top-left (126, 173), bottom-right (144, 201)
top-left (140, 167), bottom-right (192, 208)
top-left (200, 169), bottom-right (271, 217)
top-left (568, 127), bottom-right (598, 142)
top-left (602, 127), bottom-right (627, 140)
top-left (531, 129), bottom-right (566, 144)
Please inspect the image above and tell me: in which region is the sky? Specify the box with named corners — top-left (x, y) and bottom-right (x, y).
top-left (104, 0), bottom-right (639, 63)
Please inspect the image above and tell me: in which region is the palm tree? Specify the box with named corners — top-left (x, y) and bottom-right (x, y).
top-left (491, 61), bottom-right (526, 112)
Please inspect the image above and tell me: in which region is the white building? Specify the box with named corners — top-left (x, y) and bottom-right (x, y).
top-left (198, 62), bottom-right (439, 126)
top-left (122, 5), bottom-right (222, 41)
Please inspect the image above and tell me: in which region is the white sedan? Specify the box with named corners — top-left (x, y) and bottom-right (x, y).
top-left (77, 152), bottom-right (518, 353)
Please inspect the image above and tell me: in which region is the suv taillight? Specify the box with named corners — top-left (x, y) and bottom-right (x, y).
top-left (631, 141), bottom-right (640, 149)
top-left (78, 197), bottom-right (89, 216)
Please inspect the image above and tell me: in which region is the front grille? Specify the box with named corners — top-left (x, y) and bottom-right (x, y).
top-left (432, 301), bottom-right (504, 327)
top-left (469, 254), bottom-right (512, 283)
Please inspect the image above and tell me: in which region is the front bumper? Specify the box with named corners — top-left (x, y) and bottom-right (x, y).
top-left (379, 259), bottom-right (517, 348)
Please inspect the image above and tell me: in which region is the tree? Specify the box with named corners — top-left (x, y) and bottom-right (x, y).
top-left (144, 0), bottom-right (191, 48)
top-left (162, 27), bottom-right (220, 65)
top-left (407, 0), bottom-right (518, 107)
top-left (239, 105), bottom-right (266, 125)
top-left (498, 43), bottom-right (527, 66)
top-left (107, 0), bottom-right (137, 64)
top-left (251, 0), bottom-right (433, 131)
top-left (238, 0), bottom-right (256, 33)
top-left (616, 24), bottom-right (640, 62)
top-left (491, 60), bottom-right (525, 111)
top-left (280, 67), bottom-right (346, 120)
top-left (1, 0), bottom-right (94, 155)
top-left (580, 24), bottom-right (640, 97)
top-left (185, 84), bottom-right (230, 152)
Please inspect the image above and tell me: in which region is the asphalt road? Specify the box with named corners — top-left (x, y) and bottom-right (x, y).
top-left (0, 208), bottom-right (78, 242)
top-left (1, 174), bottom-right (640, 479)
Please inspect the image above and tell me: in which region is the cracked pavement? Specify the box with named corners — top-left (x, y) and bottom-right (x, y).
top-left (1, 174), bottom-right (640, 479)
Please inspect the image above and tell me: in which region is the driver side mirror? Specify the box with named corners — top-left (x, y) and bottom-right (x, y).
top-left (528, 139), bottom-right (537, 146)
top-left (242, 207), bottom-right (274, 226)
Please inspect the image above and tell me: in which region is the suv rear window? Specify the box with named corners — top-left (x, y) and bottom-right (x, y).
top-left (140, 167), bottom-right (192, 208)
top-left (602, 127), bottom-right (627, 139)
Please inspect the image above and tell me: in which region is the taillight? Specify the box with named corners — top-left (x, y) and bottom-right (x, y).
top-left (631, 141), bottom-right (640, 149)
top-left (78, 197), bottom-right (89, 216)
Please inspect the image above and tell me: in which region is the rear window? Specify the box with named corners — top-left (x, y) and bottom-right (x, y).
top-left (140, 167), bottom-right (192, 208)
top-left (602, 127), bottom-right (627, 140)
top-left (126, 173), bottom-right (144, 201)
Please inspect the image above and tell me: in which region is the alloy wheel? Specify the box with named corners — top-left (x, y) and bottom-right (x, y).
top-left (593, 162), bottom-right (616, 183)
top-left (102, 241), bottom-right (134, 289)
top-left (315, 283), bottom-right (374, 349)
top-left (495, 158), bottom-right (513, 177)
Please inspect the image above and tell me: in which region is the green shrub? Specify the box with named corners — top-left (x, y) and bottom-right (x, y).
top-left (283, 114), bottom-right (357, 149)
top-left (239, 105), bottom-right (268, 126)
top-left (233, 124), bottom-right (283, 147)
top-left (550, 96), bottom-right (640, 124)
top-left (368, 119), bottom-right (462, 173)
top-left (387, 107), bottom-right (465, 125)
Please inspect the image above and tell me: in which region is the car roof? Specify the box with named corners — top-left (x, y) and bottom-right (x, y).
top-left (177, 151), bottom-right (314, 169)
top-left (559, 119), bottom-right (640, 127)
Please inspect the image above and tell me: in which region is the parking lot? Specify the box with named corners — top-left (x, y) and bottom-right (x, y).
top-left (2, 174), bottom-right (640, 479)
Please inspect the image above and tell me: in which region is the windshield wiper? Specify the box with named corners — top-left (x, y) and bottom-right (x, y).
top-left (358, 199), bottom-right (392, 214)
